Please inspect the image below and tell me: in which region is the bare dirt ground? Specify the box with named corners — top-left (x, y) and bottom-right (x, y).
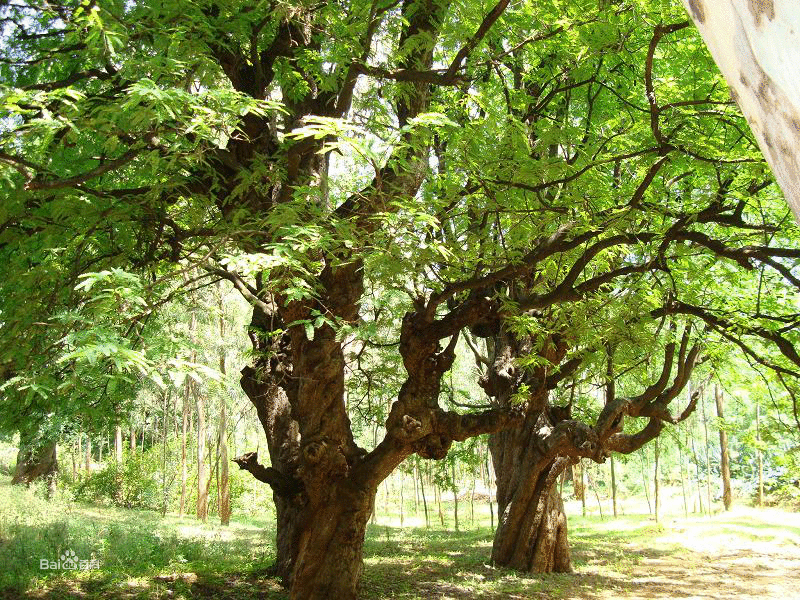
top-left (582, 507), bottom-right (800, 600)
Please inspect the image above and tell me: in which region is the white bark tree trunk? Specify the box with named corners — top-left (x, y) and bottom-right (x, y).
top-left (114, 426), bottom-right (123, 464)
top-left (682, 0), bottom-right (800, 217)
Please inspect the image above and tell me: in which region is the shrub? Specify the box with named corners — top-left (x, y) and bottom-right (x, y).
top-left (73, 450), bottom-right (161, 510)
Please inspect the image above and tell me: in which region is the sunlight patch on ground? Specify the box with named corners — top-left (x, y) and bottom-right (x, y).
top-left (654, 506), bottom-right (800, 553)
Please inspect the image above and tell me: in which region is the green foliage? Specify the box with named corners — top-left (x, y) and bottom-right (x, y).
top-left (72, 450), bottom-right (161, 510)
top-left (0, 479), bottom-right (275, 594)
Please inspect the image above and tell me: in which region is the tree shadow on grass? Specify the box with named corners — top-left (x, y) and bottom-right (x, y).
top-left (9, 512), bottom-right (789, 600)
top-left (7, 569), bottom-right (289, 600)
top-left (358, 523), bottom-right (682, 600)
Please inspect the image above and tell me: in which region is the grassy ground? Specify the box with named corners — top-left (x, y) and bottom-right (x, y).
top-left (1, 479), bottom-right (798, 599)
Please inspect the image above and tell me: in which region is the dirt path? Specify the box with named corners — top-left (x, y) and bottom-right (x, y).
top-left (588, 508), bottom-right (800, 600)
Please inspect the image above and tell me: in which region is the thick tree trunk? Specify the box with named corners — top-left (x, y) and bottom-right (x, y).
top-left (491, 459), bottom-right (571, 571)
top-left (485, 324), bottom-right (701, 575)
top-left (239, 351), bottom-right (379, 600)
top-left (240, 355), bottom-right (304, 584)
top-left (273, 494), bottom-right (304, 582)
top-left (490, 414), bottom-right (572, 573)
top-left (714, 384), bottom-right (732, 511)
top-left (288, 482), bottom-right (375, 600)
top-left (12, 432), bottom-right (58, 492)
top-left (484, 327), bottom-right (577, 574)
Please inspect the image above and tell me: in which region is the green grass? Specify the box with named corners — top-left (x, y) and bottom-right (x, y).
top-left (1, 479), bottom-right (798, 599)
top-left (0, 479), bottom-right (280, 598)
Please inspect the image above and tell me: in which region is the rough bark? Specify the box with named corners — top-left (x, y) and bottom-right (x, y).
top-left (206, 0), bottom-right (517, 596)
top-left (288, 482), bottom-right (376, 600)
top-left (487, 322), bottom-right (702, 573)
top-left (490, 423), bottom-right (572, 572)
top-left (485, 329), bottom-right (576, 572)
top-left (12, 431), bottom-right (58, 493)
top-left (237, 292), bottom-right (520, 598)
top-left (238, 340), bottom-right (374, 599)
top-left (239, 299), bottom-right (305, 583)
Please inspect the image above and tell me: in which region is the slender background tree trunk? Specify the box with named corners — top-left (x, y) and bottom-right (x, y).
top-left (715, 383), bottom-right (732, 510)
top-left (114, 426), bottom-right (123, 464)
top-left (179, 386), bottom-right (189, 516)
top-left (85, 437), bottom-right (91, 477)
top-left (196, 389), bottom-right (208, 522)
top-left (653, 438), bottom-right (660, 523)
top-left (610, 456), bottom-right (618, 517)
top-left (161, 390), bottom-right (170, 516)
top-left (218, 398), bottom-right (230, 526)
top-left (218, 286), bottom-right (231, 526)
top-left (702, 386), bottom-right (713, 513)
top-left (756, 400), bottom-right (764, 507)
